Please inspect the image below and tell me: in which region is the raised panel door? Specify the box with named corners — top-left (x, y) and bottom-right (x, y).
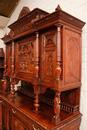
top-left (10, 115), bottom-right (28, 130)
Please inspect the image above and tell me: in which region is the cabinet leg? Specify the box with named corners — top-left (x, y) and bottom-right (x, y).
top-left (53, 91), bottom-right (61, 123)
top-left (34, 86), bottom-right (39, 112)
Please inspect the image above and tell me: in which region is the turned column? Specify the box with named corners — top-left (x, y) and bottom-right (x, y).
top-left (34, 32), bottom-right (40, 112)
top-left (54, 26), bottom-right (62, 123)
top-left (10, 40), bottom-right (15, 97)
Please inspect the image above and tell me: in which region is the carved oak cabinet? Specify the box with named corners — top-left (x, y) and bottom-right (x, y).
top-left (0, 5), bottom-right (85, 130)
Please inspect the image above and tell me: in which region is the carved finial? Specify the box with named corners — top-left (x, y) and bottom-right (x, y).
top-left (18, 7), bottom-right (30, 19)
top-left (55, 5), bottom-right (62, 11)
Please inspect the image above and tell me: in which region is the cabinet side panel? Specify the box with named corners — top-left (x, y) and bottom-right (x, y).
top-left (63, 26), bottom-right (81, 90)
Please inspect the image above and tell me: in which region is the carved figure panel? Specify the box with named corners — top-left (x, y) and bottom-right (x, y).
top-left (15, 37), bottom-right (35, 79)
top-left (40, 31), bottom-right (57, 86)
top-left (64, 28), bottom-right (81, 85)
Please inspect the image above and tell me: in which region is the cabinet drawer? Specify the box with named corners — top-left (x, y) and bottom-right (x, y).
top-left (10, 107), bottom-right (45, 130)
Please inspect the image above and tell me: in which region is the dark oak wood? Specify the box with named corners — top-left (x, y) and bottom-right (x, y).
top-left (1, 5), bottom-right (85, 130)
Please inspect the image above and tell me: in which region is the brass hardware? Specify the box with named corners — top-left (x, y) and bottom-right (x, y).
top-left (12, 108), bottom-right (16, 114)
top-left (32, 124), bottom-right (40, 130)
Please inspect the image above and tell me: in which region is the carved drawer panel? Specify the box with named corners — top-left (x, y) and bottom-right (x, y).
top-left (10, 106), bottom-right (45, 130)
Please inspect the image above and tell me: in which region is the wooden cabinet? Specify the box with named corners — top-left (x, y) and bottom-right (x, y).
top-left (1, 5), bottom-right (85, 130)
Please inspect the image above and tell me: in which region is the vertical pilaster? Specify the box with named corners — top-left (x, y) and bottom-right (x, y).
top-left (54, 26), bottom-right (62, 123)
top-left (34, 32), bottom-right (40, 112)
top-left (10, 40), bottom-right (15, 97)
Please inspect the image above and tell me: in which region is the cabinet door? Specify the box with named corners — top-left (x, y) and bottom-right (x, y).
top-left (11, 115), bottom-right (28, 130)
top-left (40, 30), bottom-right (57, 88)
top-left (15, 36), bottom-right (36, 82)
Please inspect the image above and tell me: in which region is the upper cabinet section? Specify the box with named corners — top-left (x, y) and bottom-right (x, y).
top-left (8, 7), bottom-right (49, 38)
top-left (2, 5), bottom-right (85, 92)
top-left (2, 5), bottom-right (85, 43)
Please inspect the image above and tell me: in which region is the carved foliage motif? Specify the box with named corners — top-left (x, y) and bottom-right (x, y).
top-left (41, 31), bottom-right (57, 84)
top-left (64, 29), bottom-right (81, 84)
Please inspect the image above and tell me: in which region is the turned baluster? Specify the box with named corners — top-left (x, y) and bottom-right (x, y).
top-left (10, 40), bottom-right (15, 97)
top-left (34, 32), bottom-right (40, 112)
top-left (53, 26), bottom-right (62, 123)
top-left (54, 92), bottom-right (61, 122)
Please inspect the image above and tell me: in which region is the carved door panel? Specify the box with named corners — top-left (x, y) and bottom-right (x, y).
top-left (40, 30), bottom-right (57, 88)
top-left (15, 36), bottom-right (36, 82)
top-left (11, 115), bottom-right (28, 130)
top-left (10, 109), bottom-right (29, 130)
top-left (62, 26), bottom-right (81, 90)
top-left (6, 43), bottom-right (12, 77)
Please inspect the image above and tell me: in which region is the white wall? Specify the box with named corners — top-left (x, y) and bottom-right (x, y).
top-left (3, 0), bottom-right (87, 129)
top-left (0, 29), bottom-right (5, 51)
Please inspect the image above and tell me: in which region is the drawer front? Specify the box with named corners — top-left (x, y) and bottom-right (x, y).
top-left (10, 107), bottom-right (45, 130)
